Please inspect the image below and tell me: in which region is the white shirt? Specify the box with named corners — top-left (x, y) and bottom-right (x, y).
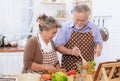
top-left (38, 33), bottom-right (53, 52)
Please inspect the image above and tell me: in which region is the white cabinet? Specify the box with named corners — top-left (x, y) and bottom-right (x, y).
top-left (0, 52), bottom-right (23, 74)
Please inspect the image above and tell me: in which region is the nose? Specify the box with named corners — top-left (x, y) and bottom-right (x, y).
top-left (78, 20), bottom-right (81, 23)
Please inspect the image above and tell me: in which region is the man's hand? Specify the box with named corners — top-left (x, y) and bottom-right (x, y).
top-left (94, 48), bottom-right (101, 56)
top-left (71, 46), bottom-right (80, 56)
top-left (94, 44), bottom-right (102, 56)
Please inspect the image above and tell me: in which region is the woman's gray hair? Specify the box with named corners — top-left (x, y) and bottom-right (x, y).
top-left (41, 16), bottom-right (61, 31)
top-left (72, 4), bottom-right (90, 14)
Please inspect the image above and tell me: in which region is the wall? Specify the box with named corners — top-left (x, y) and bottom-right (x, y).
top-left (0, 0), bottom-right (21, 36)
top-left (92, 0), bottom-right (120, 63)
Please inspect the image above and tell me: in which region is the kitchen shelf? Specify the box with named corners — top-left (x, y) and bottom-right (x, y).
top-left (74, 0), bottom-right (90, 3)
top-left (41, 0), bottom-right (66, 21)
top-left (41, 2), bottom-right (65, 4)
top-left (56, 17), bottom-right (66, 21)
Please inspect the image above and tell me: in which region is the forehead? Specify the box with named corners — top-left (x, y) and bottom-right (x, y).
top-left (44, 27), bottom-right (58, 32)
top-left (50, 27), bottom-right (58, 31)
top-left (39, 19), bottom-right (44, 22)
top-left (73, 12), bottom-right (88, 20)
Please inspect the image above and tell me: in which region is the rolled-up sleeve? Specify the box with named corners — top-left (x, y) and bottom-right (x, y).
top-left (93, 27), bottom-right (103, 46)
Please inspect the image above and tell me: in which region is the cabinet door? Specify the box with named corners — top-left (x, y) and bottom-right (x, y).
top-left (0, 52), bottom-right (23, 74)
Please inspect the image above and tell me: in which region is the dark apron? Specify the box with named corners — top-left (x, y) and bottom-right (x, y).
top-left (61, 30), bottom-right (95, 72)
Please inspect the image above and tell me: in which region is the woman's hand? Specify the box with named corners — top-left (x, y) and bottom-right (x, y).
top-left (45, 64), bottom-right (58, 73)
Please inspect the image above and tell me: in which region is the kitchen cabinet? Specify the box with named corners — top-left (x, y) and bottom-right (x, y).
top-left (0, 48), bottom-right (24, 74)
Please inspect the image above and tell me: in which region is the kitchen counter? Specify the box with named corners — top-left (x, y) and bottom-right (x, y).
top-left (0, 46), bottom-right (24, 52)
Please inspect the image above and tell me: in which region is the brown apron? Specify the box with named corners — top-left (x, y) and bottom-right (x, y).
top-left (27, 34), bottom-right (59, 74)
top-left (61, 30), bottom-right (95, 72)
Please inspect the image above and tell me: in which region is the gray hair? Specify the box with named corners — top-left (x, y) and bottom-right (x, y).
top-left (36, 13), bottom-right (47, 22)
top-left (41, 16), bottom-right (61, 31)
top-left (72, 4), bottom-right (90, 14)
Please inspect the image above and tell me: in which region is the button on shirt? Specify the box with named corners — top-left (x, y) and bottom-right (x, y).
top-left (54, 21), bottom-right (103, 47)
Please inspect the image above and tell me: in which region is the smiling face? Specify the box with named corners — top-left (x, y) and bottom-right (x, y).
top-left (73, 12), bottom-right (88, 29)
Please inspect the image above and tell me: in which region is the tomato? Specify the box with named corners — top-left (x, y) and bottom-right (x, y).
top-left (69, 70), bottom-right (76, 74)
top-left (41, 74), bottom-right (52, 80)
top-left (67, 69), bottom-right (76, 76)
top-left (50, 72), bottom-right (55, 74)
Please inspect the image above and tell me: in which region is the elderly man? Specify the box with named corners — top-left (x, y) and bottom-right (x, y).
top-left (55, 4), bottom-right (103, 71)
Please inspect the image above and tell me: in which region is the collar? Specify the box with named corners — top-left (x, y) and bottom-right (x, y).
top-left (68, 21), bottom-right (74, 28)
top-left (68, 21), bottom-right (92, 29)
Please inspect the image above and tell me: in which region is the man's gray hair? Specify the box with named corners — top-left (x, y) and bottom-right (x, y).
top-left (41, 16), bottom-right (61, 31)
top-left (73, 4), bottom-right (90, 14)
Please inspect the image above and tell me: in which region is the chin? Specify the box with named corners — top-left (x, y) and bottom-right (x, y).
top-left (48, 39), bottom-right (52, 42)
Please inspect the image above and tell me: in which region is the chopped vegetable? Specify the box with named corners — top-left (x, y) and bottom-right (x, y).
top-left (87, 60), bottom-right (96, 73)
top-left (52, 72), bottom-right (68, 81)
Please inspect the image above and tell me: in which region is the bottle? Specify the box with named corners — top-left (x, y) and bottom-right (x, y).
top-left (81, 70), bottom-right (87, 81)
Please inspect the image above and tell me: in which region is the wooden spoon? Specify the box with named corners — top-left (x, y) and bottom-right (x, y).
top-left (79, 52), bottom-right (89, 70)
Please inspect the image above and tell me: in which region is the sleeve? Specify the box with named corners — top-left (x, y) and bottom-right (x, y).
top-left (54, 25), bottom-right (68, 47)
top-left (94, 27), bottom-right (103, 46)
top-left (23, 37), bottom-right (37, 69)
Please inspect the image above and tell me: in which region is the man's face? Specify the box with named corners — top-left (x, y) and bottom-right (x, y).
top-left (73, 12), bottom-right (88, 29)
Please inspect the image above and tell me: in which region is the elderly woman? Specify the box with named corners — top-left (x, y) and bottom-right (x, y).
top-left (22, 16), bottom-right (61, 74)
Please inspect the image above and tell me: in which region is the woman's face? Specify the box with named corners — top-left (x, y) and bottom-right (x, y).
top-left (44, 27), bottom-right (58, 42)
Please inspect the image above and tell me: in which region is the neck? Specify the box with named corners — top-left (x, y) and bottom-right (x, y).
top-left (40, 32), bottom-right (49, 45)
top-left (78, 26), bottom-right (84, 30)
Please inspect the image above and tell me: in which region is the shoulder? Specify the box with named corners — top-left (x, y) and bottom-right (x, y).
top-left (62, 20), bottom-right (72, 29)
top-left (88, 22), bottom-right (99, 31)
top-left (28, 36), bottom-right (37, 42)
top-left (26, 36), bottom-right (38, 46)
top-left (58, 20), bottom-right (73, 33)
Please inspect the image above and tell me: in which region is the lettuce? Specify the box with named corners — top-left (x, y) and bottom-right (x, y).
top-left (52, 72), bottom-right (68, 81)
